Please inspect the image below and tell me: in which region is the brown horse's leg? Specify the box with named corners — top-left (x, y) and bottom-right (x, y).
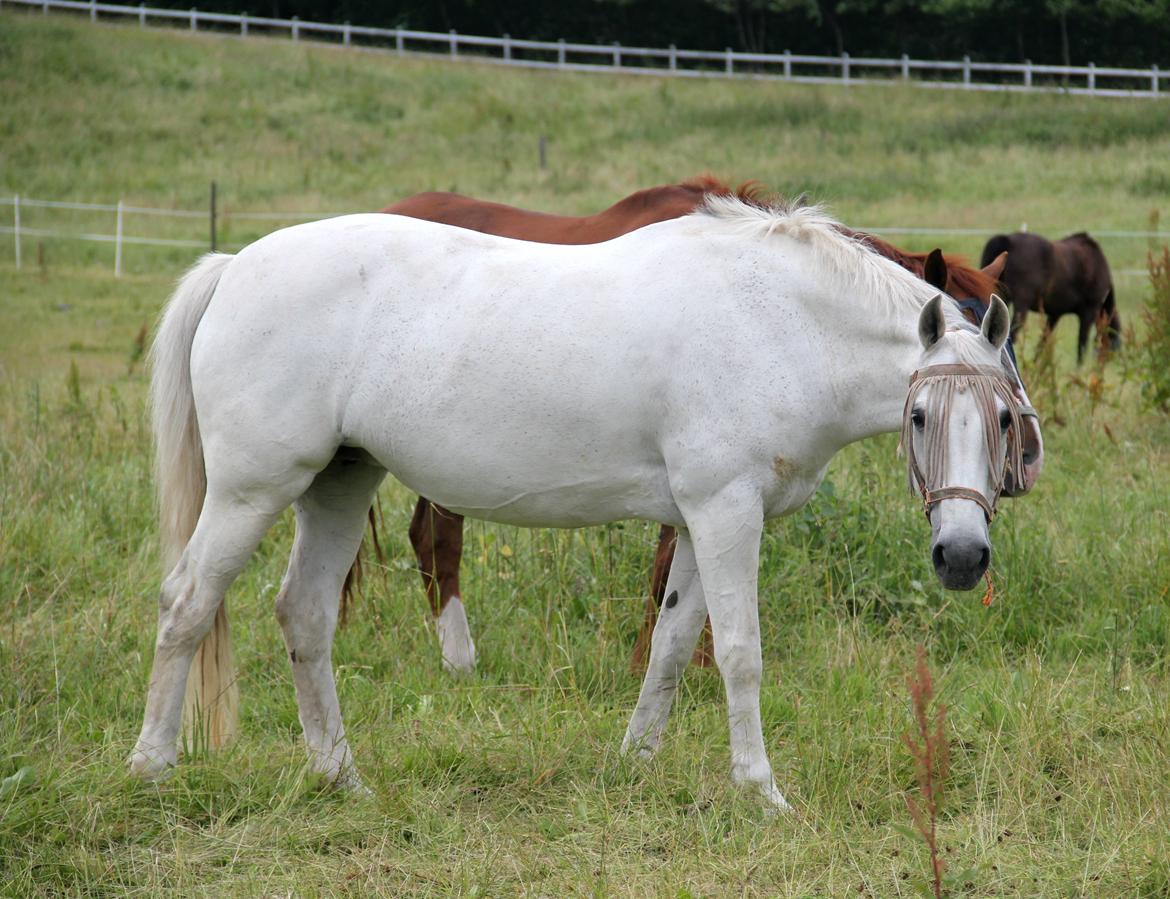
top-left (628, 525), bottom-right (715, 672)
top-left (408, 497), bottom-right (475, 671)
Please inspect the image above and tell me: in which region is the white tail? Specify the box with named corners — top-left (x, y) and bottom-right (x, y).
top-left (149, 252), bottom-right (238, 751)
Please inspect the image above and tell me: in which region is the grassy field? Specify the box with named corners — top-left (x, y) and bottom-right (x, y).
top-left (2, 10), bottom-right (1170, 897)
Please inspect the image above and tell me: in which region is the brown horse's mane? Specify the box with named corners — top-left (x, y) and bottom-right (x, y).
top-left (686, 175), bottom-right (996, 302)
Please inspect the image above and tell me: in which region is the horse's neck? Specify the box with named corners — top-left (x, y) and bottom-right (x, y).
top-left (813, 297), bottom-right (929, 448)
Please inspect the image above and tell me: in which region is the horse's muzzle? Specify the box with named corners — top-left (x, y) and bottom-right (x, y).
top-left (932, 536), bottom-right (991, 591)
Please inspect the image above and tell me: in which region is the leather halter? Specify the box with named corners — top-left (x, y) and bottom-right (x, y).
top-left (903, 362), bottom-right (1027, 523)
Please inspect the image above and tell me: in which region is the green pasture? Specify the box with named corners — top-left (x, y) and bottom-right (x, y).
top-left (2, 11), bottom-right (1169, 897)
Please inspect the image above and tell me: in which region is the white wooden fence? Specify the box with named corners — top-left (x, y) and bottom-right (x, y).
top-left (5, 193), bottom-right (1168, 277)
top-left (1, 0), bottom-right (1165, 99)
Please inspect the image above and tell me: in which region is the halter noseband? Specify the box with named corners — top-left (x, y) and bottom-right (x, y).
top-left (901, 361), bottom-right (1029, 523)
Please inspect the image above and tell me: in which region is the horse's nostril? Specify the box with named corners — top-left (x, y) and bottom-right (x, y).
top-left (978, 546), bottom-right (990, 571)
top-left (932, 543), bottom-right (947, 573)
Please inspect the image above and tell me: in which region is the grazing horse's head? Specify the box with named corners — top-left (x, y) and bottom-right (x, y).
top-left (903, 294), bottom-right (1025, 591)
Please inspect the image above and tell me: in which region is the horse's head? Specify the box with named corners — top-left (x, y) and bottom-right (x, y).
top-left (904, 294), bottom-right (1028, 591)
top-left (921, 248), bottom-right (1044, 499)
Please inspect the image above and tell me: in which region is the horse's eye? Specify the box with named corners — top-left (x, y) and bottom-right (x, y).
top-left (911, 409), bottom-right (926, 430)
top-left (999, 409), bottom-right (1011, 430)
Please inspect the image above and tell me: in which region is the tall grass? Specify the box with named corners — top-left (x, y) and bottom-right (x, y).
top-left (1, 11), bottom-right (1169, 897)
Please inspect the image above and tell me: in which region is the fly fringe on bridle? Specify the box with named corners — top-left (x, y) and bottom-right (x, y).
top-left (899, 363), bottom-right (1027, 522)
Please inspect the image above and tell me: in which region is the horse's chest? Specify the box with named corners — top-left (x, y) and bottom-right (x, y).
top-left (761, 453), bottom-right (828, 520)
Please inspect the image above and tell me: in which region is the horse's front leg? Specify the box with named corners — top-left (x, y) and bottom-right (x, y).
top-left (686, 488), bottom-right (791, 812)
top-left (621, 530), bottom-right (706, 757)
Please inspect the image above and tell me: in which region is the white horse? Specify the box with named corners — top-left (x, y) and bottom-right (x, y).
top-left (130, 197), bottom-right (1037, 810)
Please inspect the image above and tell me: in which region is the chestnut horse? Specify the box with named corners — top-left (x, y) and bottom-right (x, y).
top-left (376, 180), bottom-right (1023, 674)
top-left (980, 230), bottom-right (1120, 364)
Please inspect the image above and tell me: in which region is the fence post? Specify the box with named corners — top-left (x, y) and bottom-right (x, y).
top-left (558, 38), bottom-right (565, 68)
top-left (963, 54), bottom-right (970, 86)
top-left (241, 13), bottom-right (248, 36)
top-left (343, 21), bottom-right (350, 47)
top-left (42, 0), bottom-right (48, 14)
top-left (138, 2), bottom-right (145, 26)
top-left (209, 181), bottom-right (217, 252)
top-left (1153, 65), bottom-right (1160, 95)
top-left (725, 47), bottom-right (733, 76)
top-left (1024, 59), bottom-right (1032, 88)
top-left (503, 33), bottom-right (511, 61)
top-left (841, 51), bottom-right (850, 83)
top-left (612, 41), bottom-right (621, 67)
top-left (449, 29), bottom-right (457, 57)
top-left (1087, 62), bottom-right (1095, 93)
top-left (901, 53), bottom-right (909, 80)
top-left (395, 28), bottom-right (404, 54)
top-left (669, 43), bottom-right (676, 72)
top-left (291, 16), bottom-right (299, 40)
top-left (114, 200), bottom-right (123, 277)
top-left (90, 0), bottom-right (96, 22)
top-left (189, 7), bottom-right (196, 31)
top-left (783, 49), bottom-right (791, 78)
top-left (12, 194), bottom-right (20, 271)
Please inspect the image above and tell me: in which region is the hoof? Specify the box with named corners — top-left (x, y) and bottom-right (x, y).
top-left (436, 597), bottom-right (477, 674)
top-left (128, 745), bottom-right (175, 782)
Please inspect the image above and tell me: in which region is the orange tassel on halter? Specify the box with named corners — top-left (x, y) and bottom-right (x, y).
top-left (981, 570), bottom-right (995, 607)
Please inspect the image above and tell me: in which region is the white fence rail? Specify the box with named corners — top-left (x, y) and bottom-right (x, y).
top-left (1, 0), bottom-right (1165, 99)
top-left (5, 193), bottom-right (1169, 278)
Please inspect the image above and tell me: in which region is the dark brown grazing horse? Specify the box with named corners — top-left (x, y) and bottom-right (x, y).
top-left (371, 179), bottom-right (1017, 670)
top-left (980, 231), bottom-right (1120, 364)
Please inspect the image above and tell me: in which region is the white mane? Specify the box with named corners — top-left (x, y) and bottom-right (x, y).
top-left (694, 194), bottom-right (964, 324)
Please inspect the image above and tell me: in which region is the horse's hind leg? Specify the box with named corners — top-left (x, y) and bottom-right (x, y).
top-left (276, 452), bottom-right (385, 789)
top-left (130, 491), bottom-right (295, 779)
top-left (408, 498), bottom-right (476, 673)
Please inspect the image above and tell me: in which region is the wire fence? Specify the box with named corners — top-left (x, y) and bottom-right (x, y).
top-left (1, 0), bottom-right (1166, 98)
top-left (3, 191), bottom-right (1168, 278)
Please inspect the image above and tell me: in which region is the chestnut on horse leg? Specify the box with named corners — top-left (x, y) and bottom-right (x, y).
top-left (629, 526), bottom-right (715, 671)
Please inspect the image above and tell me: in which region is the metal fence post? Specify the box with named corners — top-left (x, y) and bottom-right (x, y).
top-left (612, 41), bottom-right (621, 67)
top-left (1153, 65), bottom-right (1160, 95)
top-left (449, 29), bottom-right (457, 57)
top-left (209, 181), bottom-right (217, 252)
top-left (343, 21), bottom-right (350, 47)
top-left (396, 28), bottom-right (404, 54)
top-left (241, 13), bottom-right (248, 36)
top-left (725, 47), bottom-right (733, 76)
top-left (114, 200), bottom-right (123, 277)
top-left (841, 51), bottom-right (850, 83)
top-left (503, 33), bottom-right (511, 61)
top-left (138, 2), bottom-right (145, 27)
top-left (12, 194), bottom-right (20, 271)
top-left (90, 0), bottom-right (96, 22)
top-left (901, 53), bottom-right (909, 80)
top-left (783, 49), bottom-right (792, 79)
top-left (557, 39), bottom-right (565, 68)
top-left (189, 7), bottom-right (196, 31)
top-left (963, 54), bottom-right (970, 85)
top-left (42, 0), bottom-right (48, 14)
top-left (1087, 62), bottom-right (1095, 93)
top-left (291, 16), bottom-right (299, 40)
top-left (669, 43), bottom-right (676, 72)
top-left (1024, 59), bottom-right (1032, 88)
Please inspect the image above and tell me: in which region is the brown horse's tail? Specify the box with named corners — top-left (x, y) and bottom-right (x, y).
top-left (980, 234), bottom-right (1013, 271)
top-left (1103, 285), bottom-right (1122, 350)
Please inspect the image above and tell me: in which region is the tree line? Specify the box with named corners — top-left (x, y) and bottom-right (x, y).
top-left (152, 0), bottom-right (1170, 67)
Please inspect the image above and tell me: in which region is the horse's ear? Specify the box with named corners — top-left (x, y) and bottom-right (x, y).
top-left (981, 250), bottom-right (1008, 283)
top-left (923, 248), bottom-right (948, 291)
top-left (918, 294), bottom-right (947, 349)
top-left (982, 294), bottom-right (1011, 349)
